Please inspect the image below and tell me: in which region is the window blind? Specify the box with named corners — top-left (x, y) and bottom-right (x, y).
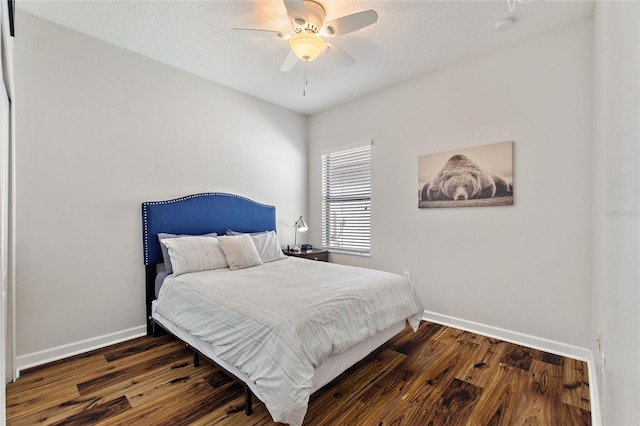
top-left (321, 143), bottom-right (371, 254)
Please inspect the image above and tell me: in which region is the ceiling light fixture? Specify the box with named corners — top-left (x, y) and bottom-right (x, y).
top-left (289, 31), bottom-right (325, 62)
top-left (507, 0), bottom-right (532, 12)
top-left (289, 31), bottom-right (325, 96)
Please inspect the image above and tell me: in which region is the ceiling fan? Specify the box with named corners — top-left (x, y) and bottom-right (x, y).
top-left (233, 0), bottom-right (378, 72)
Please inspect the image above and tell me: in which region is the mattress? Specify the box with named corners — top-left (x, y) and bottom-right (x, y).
top-left (153, 257), bottom-right (423, 425)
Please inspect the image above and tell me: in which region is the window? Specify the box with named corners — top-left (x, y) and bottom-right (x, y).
top-left (321, 141), bottom-right (371, 255)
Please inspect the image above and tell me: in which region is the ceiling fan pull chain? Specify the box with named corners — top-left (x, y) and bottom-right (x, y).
top-left (303, 60), bottom-right (308, 96)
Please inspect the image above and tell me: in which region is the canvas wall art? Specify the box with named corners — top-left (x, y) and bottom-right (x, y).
top-left (418, 141), bottom-right (514, 208)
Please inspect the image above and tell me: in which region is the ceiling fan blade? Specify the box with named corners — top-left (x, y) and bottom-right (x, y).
top-left (232, 28), bottom-right (289, 40)
top-left (323, 10), bottom-right (378, 37)
top-left (325, 44), bottom-right (355, 67)
top-left (280, 50), bottom-right (299, 72)
top-left (283, 0), bottom-right (308, 26)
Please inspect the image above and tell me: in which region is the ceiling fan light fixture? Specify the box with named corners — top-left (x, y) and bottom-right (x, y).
top-left (289, 32), bottom-right (325, 61)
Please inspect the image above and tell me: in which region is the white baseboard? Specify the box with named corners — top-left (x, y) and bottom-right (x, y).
top-left (422, 310), bottom-right (591, 360)
top-left (422, 310), bottom-right (601, 425)
top-left (15, 325), bottom-right (147, 378)
top-left (587, 352), bottom-right (603, 426)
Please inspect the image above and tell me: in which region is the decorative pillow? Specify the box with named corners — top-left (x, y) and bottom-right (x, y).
top-left (217, 234), bottom-right (263, 271)
top-left (160, 236), bottom-right (229, 276)
top-left (251, 231), bottom-right (287, 263)
top-left (158, 232), bottom-right (217, 274)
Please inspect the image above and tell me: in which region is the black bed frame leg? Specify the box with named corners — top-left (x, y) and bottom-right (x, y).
top-left (151, 318), bottom-right (167, 338)
top-left (244, 386), bottom-right (253, 415)
top-left (193, 351), bottom-right (200, 367)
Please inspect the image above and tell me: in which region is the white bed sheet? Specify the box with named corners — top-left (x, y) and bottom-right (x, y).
top-left (153, 257), bottom-right (423, 425)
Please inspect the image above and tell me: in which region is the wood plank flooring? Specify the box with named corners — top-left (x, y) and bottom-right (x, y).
top-left (6, 321), bottom-right (592, 425)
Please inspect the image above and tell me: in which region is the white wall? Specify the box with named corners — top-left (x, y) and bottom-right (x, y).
top-left (14, 11), bottom-right (307, 365)
top-left (309, 20), bottom-right (593, 348)
top-left (592, 2), bottom-right (640, 425)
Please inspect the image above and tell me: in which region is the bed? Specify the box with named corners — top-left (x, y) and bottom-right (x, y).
top-left (142, 192), bottom-right (424, 425)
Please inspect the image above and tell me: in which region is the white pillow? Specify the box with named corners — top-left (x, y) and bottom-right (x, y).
top-left (217, 234), bottom-right (263, 271)
top-left (161, 236), bottom-right (229, 276)
top-left (251, 231), bottom-right (287, 263)
top-left (158, 232), bottom-right (217, 274)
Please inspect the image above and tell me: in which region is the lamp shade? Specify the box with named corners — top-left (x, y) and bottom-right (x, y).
top-left (295, 216), bottom-right (308, 232)
top-left (289, 32), bottom-right (325, 62)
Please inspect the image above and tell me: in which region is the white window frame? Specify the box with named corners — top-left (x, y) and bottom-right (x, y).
top-left (321, 141), bottom-right (372, 256)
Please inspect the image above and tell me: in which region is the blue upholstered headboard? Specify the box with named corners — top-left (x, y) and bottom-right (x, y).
top-left (141, 192), bottom-right (277, 266)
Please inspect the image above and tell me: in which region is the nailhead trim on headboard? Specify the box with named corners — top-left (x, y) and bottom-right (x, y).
top-left (142, 203), bottom-right (150, 266)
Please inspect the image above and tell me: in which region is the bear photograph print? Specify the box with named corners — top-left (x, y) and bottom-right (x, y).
top-left (418, 141), bottom-right (513, 208)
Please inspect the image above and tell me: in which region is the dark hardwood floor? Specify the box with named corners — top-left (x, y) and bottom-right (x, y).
top-left (6, 321), bottom-right (591, 425)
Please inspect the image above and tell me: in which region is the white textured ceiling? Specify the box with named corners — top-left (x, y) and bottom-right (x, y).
top-left (17, 0), bottom-right (594, 115)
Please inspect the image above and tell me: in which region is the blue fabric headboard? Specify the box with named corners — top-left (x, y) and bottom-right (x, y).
top-left (141, 192), bottom-right (277, 265)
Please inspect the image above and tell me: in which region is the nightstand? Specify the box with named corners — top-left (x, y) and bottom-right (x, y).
top-left (284, 248), bottom-right (329, 262)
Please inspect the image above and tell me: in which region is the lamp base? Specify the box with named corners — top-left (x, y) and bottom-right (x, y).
top-left (290, 245), bottom-right (301, 252)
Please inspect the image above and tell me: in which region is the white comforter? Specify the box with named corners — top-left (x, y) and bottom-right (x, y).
top-left (155, 257), bottom-right (424, 425)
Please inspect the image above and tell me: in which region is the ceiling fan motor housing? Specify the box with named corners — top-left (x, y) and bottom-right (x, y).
top-left (294, 0), bottom-right (326, 34)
